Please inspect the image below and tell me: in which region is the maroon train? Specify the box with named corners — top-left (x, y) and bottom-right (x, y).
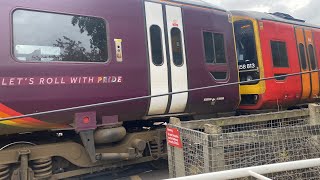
top-left (0, 0), bottom-right (239, 135)
top-left (0, 0), bottom-right (240, 179)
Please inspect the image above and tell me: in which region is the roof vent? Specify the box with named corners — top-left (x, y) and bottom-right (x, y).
top-left (270, 12), bottom-right (305, 23)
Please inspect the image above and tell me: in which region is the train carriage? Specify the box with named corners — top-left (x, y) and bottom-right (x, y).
top-left (0, 0), bottom-right (240, 135)
top-left (232, 11), bottom-right (320, 110)
top-left (0, 0), bottom-right (239, 179)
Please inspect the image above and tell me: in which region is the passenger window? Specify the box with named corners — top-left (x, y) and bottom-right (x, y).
top-left (308, 45), bottom-right (317, 70)
top-left (13, 10), bottom-right (108, 62)
top-left (270, 41), bottom-right (289, 67)
top-left (214, 34), bottom-right (226, 64)
top-left (171, 28), bottom-right (183, 66)
top-left (150, 25), bottom-right (164, 66)
top-left (299, 43), bottom-right (307, 70)
top-left (203, 32), bottom-right (226, 64)
top-left (203, 32), bottom-right (215, 63)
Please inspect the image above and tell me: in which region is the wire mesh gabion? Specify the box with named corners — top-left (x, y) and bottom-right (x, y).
top-left (168, 110), bottom-right (320, 179)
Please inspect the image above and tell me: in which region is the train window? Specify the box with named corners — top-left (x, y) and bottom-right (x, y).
top-left (150, 25), bottom-right (164, 66)
top-left (214, 34), bottom-right (226, 64)
top-left (270, 41), bottom-right (289, 67)
top-left (171, 28), bottom-right (184, 66)
top-left (299, 44), bottom-right (307, 70)
top-left (203, 32), bottom-right (215, 63)
top-left (234, 20), bottom-right (257, 65)
top-left (308, 45), bottom-right (317, 70)
top-left (13, 10), bottom-right (108, 62)
top-left (203, 32), bottom-right (226, 64)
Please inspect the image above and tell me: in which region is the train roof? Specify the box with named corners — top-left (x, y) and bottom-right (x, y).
top-left (231, 10), bottom-right (320, 29)
top-left (153, 0), bottom-right (226, 12)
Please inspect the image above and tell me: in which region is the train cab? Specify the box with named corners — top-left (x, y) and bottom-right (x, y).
top-left (232, 11), bottom-right (320, 110)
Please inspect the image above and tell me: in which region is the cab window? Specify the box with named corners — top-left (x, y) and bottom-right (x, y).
top-left (234, 20), bottom-right (257, 64)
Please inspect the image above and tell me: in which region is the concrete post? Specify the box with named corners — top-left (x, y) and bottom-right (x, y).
top-left (204, 124), bottom-right (225, 172)
top-left (309, 104), bottom-right (320, 125)
top-left (170, 117), bottom-right (182, 126)
top-left (308, 104), bottom-right (320, 163)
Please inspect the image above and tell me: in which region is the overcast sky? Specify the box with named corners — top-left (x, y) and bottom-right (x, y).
top-left (203, 0), bottom-right (320, 25)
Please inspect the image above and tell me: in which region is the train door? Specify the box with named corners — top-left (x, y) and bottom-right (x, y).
top-left (305, 30), bottom-right (319, 98)
top-left (313, 30), bottom-right (320, 96)
top-left (295, 27), bottom-right (312, 101)
top-left (144, 1), bottom-right (188, 116)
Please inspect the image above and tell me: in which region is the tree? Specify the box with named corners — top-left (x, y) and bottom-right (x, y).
top-left (54, 36), bottom-right (88, 62)
top-left (54, 16), bottom-right (107, 62)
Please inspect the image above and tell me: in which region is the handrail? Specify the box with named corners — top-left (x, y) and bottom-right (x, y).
top-left (167, 158), bottom-right (320, 180)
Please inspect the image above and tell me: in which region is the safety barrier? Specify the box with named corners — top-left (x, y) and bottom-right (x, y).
top-left (167, 104), bottom-right (320, 179)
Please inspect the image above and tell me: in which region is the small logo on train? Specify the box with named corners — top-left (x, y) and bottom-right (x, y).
top-left (204, 97), bottom-right (225, 106)
top-left (172, 20), bottom-right (179, 27)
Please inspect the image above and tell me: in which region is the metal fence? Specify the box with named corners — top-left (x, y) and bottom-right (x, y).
top-left (167, 104), bottom-right (320, 179)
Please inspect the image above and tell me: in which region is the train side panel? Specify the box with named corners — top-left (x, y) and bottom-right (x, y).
top-left (312, 29), bottom-right (320, 97)
top-left (0, 0), bottom-right (150, 134)
top-left (182, 6), bottom-right (240, 114)
top-left (233, 10), bottom-right (320, 111)
top-left (0, 0), bottom-right (240, 135)
top-left (258, 20), bottom-right (302, 109)
top-left (238, 20), bottom-right (302, 110)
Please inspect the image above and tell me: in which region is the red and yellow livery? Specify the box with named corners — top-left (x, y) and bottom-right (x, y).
top-left (233, 11), bottom-right (320, 110)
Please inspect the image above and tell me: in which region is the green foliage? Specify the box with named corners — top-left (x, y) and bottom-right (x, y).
top-left (54, 16), bottom-right (108, 62)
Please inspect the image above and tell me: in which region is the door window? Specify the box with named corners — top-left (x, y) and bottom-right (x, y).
top-left (299, 43), bottom-right (307, 70)
top-left (150, 25), bottom-right (164, 66)
top-left (171, 28), bottom-right (183, 66)
top-left (308, 44), bottom-right (317, 70)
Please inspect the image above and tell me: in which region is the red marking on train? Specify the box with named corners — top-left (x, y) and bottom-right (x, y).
top-left (0, 103), bottom-right (68, 128)
top-left (172, 20), bottom-right (179, 27)
top-left (166, 127), bottom-right (182, 148)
